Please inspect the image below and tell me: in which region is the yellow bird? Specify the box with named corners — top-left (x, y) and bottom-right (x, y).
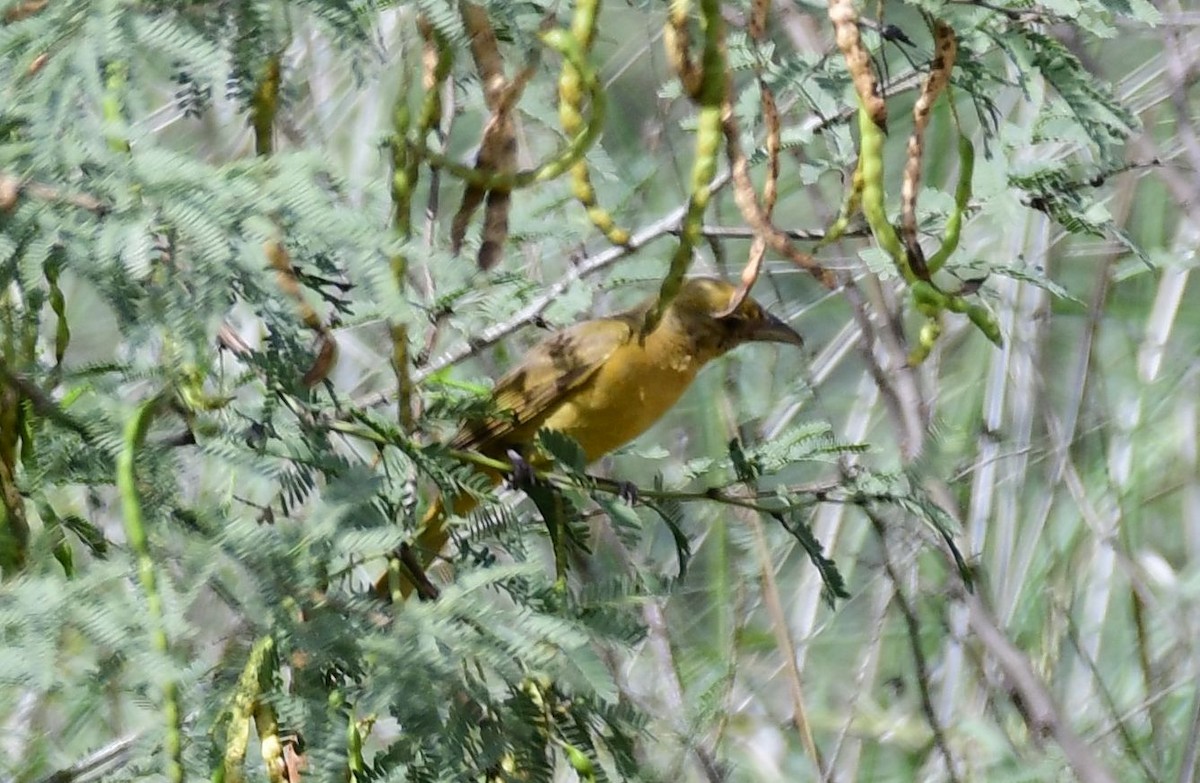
top-left (376, 277), bottom-right (803, 600)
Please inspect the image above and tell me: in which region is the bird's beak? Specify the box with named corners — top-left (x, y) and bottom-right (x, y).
top-left (745, 312), bottom-right (804, 347)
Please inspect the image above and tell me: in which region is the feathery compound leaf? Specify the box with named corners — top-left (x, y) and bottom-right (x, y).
top-left (773, 509), bottom-right (848, 608)
top-left (647, 477), bottom-right (690, 579)
top-left (537, 429), bottom-right (588, 474)
top-left (1017, 29), bottom-right (1138, 153)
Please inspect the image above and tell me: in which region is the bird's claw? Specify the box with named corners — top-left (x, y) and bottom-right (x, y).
top-left (616, 480), bottom-right (639, 505)
top-left (506, 449), bottom-right (535, 490)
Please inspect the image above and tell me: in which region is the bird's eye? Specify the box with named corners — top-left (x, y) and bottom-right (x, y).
top-left (719, 312), bottom-right (747, 336)
top-left (719, 311), bottom-right (745, 325)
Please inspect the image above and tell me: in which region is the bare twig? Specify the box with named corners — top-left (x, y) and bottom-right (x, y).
top-left (838, 279), bottom-right (928, 460)
top-left (0, 173), bottom-right (108, 214)
top-left (956, 587), bottom-right (1119, 783)
top-left (1179, 680), bottom-right (1200, 783)
top-left (867, 510), bottom-right (962, 783)
top-left (749, 515), bottom-right (825, 774)
top-left (0, 363), bottom-right (98, 444)
top-left (1065, 620), bottom-right (1160, 782)
top-left (644, 601), bottom-right (727, 783)
top-left (37, 733), bottom-right (142, 783)
top-left (1160, 23), bottom-right (1200, 178)
top-left (677, 224), bottom-right (866, 241)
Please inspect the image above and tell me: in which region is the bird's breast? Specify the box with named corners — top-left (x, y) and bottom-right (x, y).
top-left (538, 338), bottom-right (703, 463)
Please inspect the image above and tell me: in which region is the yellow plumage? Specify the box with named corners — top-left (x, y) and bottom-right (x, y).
top-left (376, 277), bottom-right (803, 600)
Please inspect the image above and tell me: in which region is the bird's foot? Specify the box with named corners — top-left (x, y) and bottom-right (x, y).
top-left (616, 480), bottom-right (639, 505)
top-left (506, 449), bottom-right (536, 490)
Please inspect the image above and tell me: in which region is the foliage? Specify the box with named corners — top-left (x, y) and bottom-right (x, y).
top-left (1, 0), bottom-right (1193, 782)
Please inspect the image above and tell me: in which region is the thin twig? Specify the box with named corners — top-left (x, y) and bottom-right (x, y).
top-left (407, 186), bottom-right (728, 384)
top-left (644, 600), bottom-right (727, 783)
top-left (0, 364), bottom-right (99, 445)
top-left (1065, 619), bottom-right (1161, 782)
top-left (37, 732), bottom-right (142, 783)
top-left (824, 575), bottom-right (893, 781)
top-left (955, 586), bottom-right (1119, 783)
top-left (749, 515), bottom-right (825, 774)
top-left (1179, 680), bottom-right (1200, 783)
top-left (0, 173), bottom-right (108, 214)
top-left (866, 509), bottom-right (962, 783)
top-left (675, 225), bottom-right (865, 241)
top-left (1160, 21), bottom-right (1200, 177)
top-left (838, 279), bottom-right (928, 460)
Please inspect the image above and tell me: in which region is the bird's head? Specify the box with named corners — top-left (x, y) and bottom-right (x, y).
top-left (666, 277), bottom-right (804, 357)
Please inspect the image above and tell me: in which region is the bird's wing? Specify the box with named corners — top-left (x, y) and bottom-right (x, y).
top-left (450, 315), bottom-right (637, 454)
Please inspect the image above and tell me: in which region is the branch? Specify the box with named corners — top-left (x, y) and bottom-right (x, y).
top-left (0, 173), bottom-right (108, 215)
top-left (749, 513), bottom-right (825, 773)
top-left (37, 732), bottom-right (141, 783)
top-left (327, 418), bottom-right (905, 518)
top-left (0, 364), bottom-right (99, 445)
top-left (643, 600), bottom-right (727, 782)
top-left (408, 185), bottom-right (730, 385)
top-left (867, 509), bottom-right (961, 783)
top-left (680, 224), bottom-right (862, 242)
top-left (956, 587), bottom-right (1118, 783)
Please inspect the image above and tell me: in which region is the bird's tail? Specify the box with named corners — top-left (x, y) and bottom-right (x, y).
top-left (372, 490), bottom-right (482, 601)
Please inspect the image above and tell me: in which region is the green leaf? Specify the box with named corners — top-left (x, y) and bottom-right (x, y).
top-left (537, 429), bottom-right (588, 474)
top-left (774, 510), bottom-right (848, 608)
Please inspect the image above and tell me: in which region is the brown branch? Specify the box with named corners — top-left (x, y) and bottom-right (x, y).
top-left (0, 377), bottom-right (29, 574)
top-left (899, 20), bottom-right (956, 281)
top-left (0, 173), bottom-right (108, 215)
top-left (723, 0), bottom-right (787, 315)
top-left (827, 0), bottom-right (886, 129)
top-left (867, 509), bottom-right (962, 783)
top-left (956, 587), bottom-right (1119, 783)
top-left (3, 0), bottom-right (47, 23)
top-left (264, 240), bottom-right (338, 388)
top-left (721, 100), bottom-right (838, 296)
top-left (749, 513), bottom-right (825, 774)
top-left (399, 542), bottom-right (440, 601)
top-left (0, 363), bottom-right (97, 445)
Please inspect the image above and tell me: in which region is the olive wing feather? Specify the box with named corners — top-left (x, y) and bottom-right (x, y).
top-left (450, 315), bottom-right (637, 454)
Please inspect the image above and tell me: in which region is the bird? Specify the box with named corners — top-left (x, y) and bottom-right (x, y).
top-left (374, 277), bottom-right (804, 601)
